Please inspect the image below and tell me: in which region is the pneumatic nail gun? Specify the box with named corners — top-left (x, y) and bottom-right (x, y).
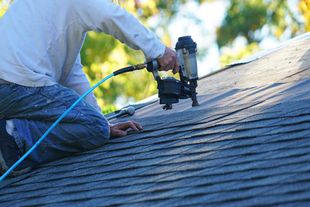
top-left (147, 36), bottom-right (199, 110)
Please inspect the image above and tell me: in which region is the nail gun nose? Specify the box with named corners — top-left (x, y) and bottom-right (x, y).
top-left (121, 106), bottom-right (135, 116)
top-left (107, 106), bottom-right (135, 120)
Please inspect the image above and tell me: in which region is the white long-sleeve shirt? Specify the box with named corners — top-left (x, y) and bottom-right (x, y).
top-left (0, 0), bottom-right (165, 111)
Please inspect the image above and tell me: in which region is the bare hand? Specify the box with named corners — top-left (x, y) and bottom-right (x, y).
top-left (157, 47), bottom-right (179, 74)
top-left (110, 121), bottom-right (143, 138)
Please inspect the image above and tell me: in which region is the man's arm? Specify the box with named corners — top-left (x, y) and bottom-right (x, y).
top-left (73, 0), bottom-right (177, 70)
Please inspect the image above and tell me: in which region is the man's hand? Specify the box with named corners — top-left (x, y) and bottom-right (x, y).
top-left (157, 47), bottom-right (179, 74)
top-left (110, 121), bottom-right (143, 138)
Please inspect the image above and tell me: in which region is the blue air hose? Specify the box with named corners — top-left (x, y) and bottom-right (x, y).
top-left (0, 63), bottom-right (147, 182)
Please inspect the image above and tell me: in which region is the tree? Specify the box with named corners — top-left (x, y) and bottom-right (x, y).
top-left (299, 0), bottom-right (310, 31)
top-left (217, 0), bottom-right (309, 66)
top-left (0, 0), bottom-right (9, 16)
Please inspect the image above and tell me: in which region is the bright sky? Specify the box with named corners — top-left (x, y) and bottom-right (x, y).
top-left (167, 0), bottom-right (229, 77)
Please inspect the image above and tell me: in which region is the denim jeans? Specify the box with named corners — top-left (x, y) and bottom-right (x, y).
top-left (0, 83), bottom-right (110, 167)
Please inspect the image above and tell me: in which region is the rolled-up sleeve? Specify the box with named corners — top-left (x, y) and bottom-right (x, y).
top-left (73, 0), bottom-right (165, 60)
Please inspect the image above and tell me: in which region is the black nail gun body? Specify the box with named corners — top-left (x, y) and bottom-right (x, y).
top-left (147, 36), bottom-right (199, 110)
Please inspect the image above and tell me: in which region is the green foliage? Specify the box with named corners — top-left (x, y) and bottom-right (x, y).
top-left (217, 0), bottom-right (305, 47)
top-left (0, 0), bottom-right (10, 17)
top-left (217, 0), bottom-right (267, 47)
top-left (80, 32), bottom-right (157, 110)
top-left (299, 0), bottom-right (310, 31)
top-left (217, 0), bottom-right (307, 66)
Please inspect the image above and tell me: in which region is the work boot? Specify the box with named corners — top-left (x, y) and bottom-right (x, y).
top-left (0, 120), bottom-right (32, 177)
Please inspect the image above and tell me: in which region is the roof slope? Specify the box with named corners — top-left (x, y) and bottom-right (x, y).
top-left (0, 33), bottom-right (309, 206)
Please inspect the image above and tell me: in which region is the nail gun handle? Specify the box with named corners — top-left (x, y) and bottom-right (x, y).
top-left (146, 60), bottom-right (160, 72)
top-left (146, 60), bottom-right (160, 81)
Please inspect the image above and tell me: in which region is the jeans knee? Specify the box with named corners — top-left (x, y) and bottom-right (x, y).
top-left (95, 119), bottom-right (110, 142)
top-left (84, 116), bottom-right (110, 148)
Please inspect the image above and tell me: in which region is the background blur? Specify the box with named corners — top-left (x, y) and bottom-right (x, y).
top-left (1, 0), bottom-right (309, 113)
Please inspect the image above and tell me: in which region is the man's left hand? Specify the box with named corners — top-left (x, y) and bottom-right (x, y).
top-left (110, 121), bottom-right (143, 138)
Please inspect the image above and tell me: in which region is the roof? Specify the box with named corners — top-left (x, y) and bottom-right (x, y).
top-left (0, 33), bottom-right (310, 206)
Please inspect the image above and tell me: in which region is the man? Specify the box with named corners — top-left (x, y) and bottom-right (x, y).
top-left (0, 0), bottom-right (178, 176)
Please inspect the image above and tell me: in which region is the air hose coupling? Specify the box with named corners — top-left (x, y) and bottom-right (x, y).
top-left (113, 63), bottom-right (147, 76)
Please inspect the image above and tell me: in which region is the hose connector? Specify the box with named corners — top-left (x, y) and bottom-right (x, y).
top-left (113, 63), bottom-right (147, 76)
top-left (133, 63), bottom-right (148, 70)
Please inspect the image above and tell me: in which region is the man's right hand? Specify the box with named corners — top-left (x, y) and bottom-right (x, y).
top-left (157, 47), bottom-right (179, 74)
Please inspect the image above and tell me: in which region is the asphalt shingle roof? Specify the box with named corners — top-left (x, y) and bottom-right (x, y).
top-left (0, 33), bottom-right (309, 206)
